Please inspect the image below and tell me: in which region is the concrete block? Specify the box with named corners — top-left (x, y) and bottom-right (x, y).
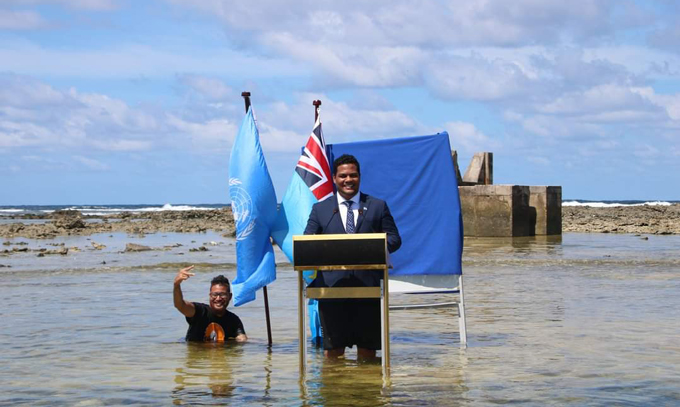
top-left (462, 153), bottom-right (484, 184)
top-left (462, 152), bottom-right (493, 185)
top-left (529, 186), bottom-right (562, 235)
top-left (451, 150), bottom-right (463, 185)
top-left (459, 185), bottom-right (534, 237)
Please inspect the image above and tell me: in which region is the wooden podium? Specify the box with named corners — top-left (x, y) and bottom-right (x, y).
top-left (293, 233), bottom-right (391, 377)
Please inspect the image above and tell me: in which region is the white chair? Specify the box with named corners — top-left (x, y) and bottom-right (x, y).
top-left (389, 274), bottom-right (467, 345)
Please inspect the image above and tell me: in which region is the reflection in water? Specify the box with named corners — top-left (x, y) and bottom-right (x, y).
top-left (464, 235), bottom-right (564, 258)
top-left (263, 348), bottom-right (273, 400)
top-left (304, 353), bottom-right (386, 407)
top-left (172, 342), bottom-right (243, 403)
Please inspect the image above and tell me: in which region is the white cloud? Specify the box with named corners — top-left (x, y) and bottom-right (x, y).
top-left (538, 84), bottom-right (654, 116)
top-left (72, 155), bottom-right (110, 170)
top-left (14, 154), bottom-right (67, 171)
top-left (320, 99), bottom-right (423, 138)
top-left (258, 122), bottom-right (307, 153)
top-left (584, 45), bottom-right (680, 79)
top-left (647, 18), bottom-right (680, 54)
top-left (163, 0), bottom-right (620, 48)
top-left (425, 53), bottom-right (533, 101)
top-left (0, 74), bottom-right (70, 108)
top-left (177, 74), bottom-right (235, 102)
top-left (504, 111), bottom-right (606, 141)
top-left (89, 140), bottom-right (152, 151)
top-left (0, 74), bottom-right (158, 151)
top-left (5, 0), bottom-right (680, 202)
top-left (151, 1), bottom-right (680, 109)
top-left (147, 1), bottom-right (635, 98)
top-left (2, 0), bottom-right (119, 11)
top-left (0, 120), bottom-right (53, 148)
top-left (519, 116), bottom-right (554, 138)
top-left (265, 34), bottom-right (424, 87)
top-left (577, 110), bottom-right (663, 123)
top-left (445, 121), bottom-right (499, 154)
top-left (71, 90), bottom-right (158, 132)
top-left (166, 114), bottom-right (237, 152)
top-left (633, 87), bottom-right (680, 121)
top-left (632, 144), bottom-right (660, 159)
top-left (0, 10), bottom-right (47, 30)
top-left (263, 93), bottom-right (426, 143)
top-left (0, 74), bottom-right (431, 161)
top-left (0, 39), bottom-right (307, 79)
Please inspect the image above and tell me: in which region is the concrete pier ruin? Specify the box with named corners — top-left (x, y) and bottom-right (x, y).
top-left (453, 152), bottom-right (562, 237)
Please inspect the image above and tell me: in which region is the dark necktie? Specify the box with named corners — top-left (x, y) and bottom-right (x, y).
top-left (344, 201), bottom-right (355, 233)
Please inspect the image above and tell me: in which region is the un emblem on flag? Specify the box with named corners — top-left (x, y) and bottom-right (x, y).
top-left (229, 178), bottom-right (255, 241)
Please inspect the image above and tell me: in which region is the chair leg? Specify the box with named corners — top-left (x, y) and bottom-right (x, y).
top-left (458, 275), bottom-right (468, 346)
top-left (458, 302), bottom-right (467, 345)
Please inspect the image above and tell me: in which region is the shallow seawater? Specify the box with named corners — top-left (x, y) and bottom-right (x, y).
top-left (1, 233), bottom-right (680, 406)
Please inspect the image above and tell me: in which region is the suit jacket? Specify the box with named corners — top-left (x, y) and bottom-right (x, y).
top-left (303, 192), bottom-right (401, 288)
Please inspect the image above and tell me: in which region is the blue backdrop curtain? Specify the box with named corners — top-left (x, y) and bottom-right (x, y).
top-left (329, 132), bottom-right (463, 276)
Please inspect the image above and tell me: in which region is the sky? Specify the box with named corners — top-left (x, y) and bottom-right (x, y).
top-left (2, 0), bottom-right (680, 205)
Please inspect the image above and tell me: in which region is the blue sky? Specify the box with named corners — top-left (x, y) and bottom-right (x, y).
top-left (2, 0), bottom-right (680, 204)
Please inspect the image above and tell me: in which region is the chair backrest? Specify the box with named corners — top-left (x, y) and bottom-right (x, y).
top-left (389, 274), bottom-right (461, 294)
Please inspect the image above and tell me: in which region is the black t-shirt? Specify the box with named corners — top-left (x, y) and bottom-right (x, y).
top-left (185, 302), bottom-right (246, 342)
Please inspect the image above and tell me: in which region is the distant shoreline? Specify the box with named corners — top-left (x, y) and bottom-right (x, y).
top-left (0, 208), bottom-right (236, 239)
top-left (2, 203), bottom-right (680, 239)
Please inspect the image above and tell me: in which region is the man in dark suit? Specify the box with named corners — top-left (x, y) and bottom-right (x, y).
top-left (304, 154), bottom-right (401, 358)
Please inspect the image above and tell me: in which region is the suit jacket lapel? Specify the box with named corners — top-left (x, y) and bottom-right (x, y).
top-left (355, 193), bottom-right (369, 231)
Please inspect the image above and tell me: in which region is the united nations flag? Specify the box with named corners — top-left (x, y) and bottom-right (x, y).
top-left (228, 106), bottom-right (277, 306)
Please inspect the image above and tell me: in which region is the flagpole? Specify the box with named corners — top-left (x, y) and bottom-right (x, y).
top-left (242, 91), bottom-right (251, 112)
top-left (241, 91), bottom-right (273, 348)
top-left (310, 100), bottom-right (323, 348)
top-left (313, 100), bottom-right (321, 120)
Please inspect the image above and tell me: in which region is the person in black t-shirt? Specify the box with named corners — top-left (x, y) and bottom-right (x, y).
top-left (173, 266), bottom-right (247, 342)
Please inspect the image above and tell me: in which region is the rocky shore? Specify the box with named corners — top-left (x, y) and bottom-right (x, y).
top-left (562, 203), bottom-right (680, 235)
top-left (2, 203), bottom-right (680, 240)
top-left (0, 208), bottom-right (236, 239)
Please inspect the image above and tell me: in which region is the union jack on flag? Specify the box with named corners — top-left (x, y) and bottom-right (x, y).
top-left (295, 114), bottom-right (333, 200)
top-left (271, 104), bottom-right (334, 262)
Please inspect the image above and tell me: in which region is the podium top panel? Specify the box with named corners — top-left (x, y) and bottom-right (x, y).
top-left (293, 233), bottom-right (387, 268)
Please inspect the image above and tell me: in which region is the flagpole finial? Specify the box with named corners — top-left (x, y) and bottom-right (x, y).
top-left (313, 100), bottom-right (321, 121)
top-left (241, 92), bottom-right (252, 113)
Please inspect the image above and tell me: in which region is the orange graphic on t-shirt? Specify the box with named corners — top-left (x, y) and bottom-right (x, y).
top-left (204, 323), bottom-right (225, 342)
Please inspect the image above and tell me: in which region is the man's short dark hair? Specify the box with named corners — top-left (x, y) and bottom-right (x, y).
top-left (333, 154), bottom-right (361, 175)
top-left (211, 275), bottom-right (231, 291)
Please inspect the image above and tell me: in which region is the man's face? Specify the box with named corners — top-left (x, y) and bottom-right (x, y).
top-left (209, 284), bottom-right (231, 314)
top-left (333, 163), bottom-right (361, 200)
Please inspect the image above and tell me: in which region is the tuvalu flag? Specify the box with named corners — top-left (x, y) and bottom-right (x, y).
top-left (228, 106), bottom-right (277, 307)
top-left (271, 108), bottom-right (333, 260)
top-left (271, 107), bottom-right (332, 343)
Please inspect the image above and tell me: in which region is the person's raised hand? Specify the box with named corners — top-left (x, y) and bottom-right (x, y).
top-left (174, 265), bottom-right (195, 286)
